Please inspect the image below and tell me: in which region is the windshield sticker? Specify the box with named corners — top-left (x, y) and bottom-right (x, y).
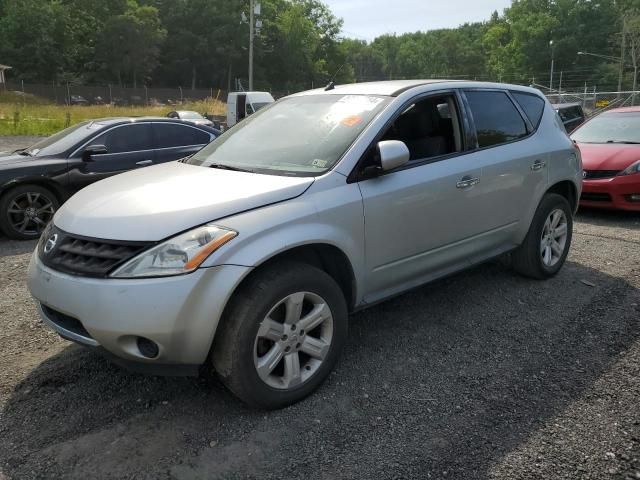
top-left (337, 95), bottom-right (385, 111)
top-left (312, 159), bottom-right (328, 168)
top-left (341, 115), bottom-right (363, 127)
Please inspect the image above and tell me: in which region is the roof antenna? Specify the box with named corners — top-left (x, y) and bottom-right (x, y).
top-left (325, 63), bottom-right (345, 91)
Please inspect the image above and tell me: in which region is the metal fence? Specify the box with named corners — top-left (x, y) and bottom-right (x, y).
top-left (3, 82), bottom-right (228, 106)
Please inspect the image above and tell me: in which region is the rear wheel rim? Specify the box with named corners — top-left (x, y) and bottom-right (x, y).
top-left (6, 191), bottom-right (55, 236)
top-left (253, 291), bottom-right (334, 390)
top-left (540, 208), bottom-right (568, 267)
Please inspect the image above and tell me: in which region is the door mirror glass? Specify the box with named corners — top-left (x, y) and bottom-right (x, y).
top-left (378, 140), bottom-right (410, 171)
top-left (83, 144), bottom-right (108, 160)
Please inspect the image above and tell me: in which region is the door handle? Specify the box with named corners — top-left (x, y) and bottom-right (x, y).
top-left (136, 160), bottom-right (153, 166)
top-left (456, 176), bottom-right (480, 189)
top-left (531, 160), bottom-right (547, 171)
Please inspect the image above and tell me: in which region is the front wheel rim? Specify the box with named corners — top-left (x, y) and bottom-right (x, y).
top-left (253, 292), bottom-right (334, 390)
top-left (6, 191), bottom-right (56, 236)
top-left (540, 208), bottom-right (568, 267)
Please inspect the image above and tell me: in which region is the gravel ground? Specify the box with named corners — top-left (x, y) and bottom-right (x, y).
top-left (0, 135), bottom-right (639, 479)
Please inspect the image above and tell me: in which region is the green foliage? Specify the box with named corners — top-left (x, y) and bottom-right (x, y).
top-left (0, 0), bottom-right (637, 93)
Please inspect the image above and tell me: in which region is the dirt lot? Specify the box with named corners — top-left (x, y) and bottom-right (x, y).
top-left (0, 135), bottom-right (639, 479)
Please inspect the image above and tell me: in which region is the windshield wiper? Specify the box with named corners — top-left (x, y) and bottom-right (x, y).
top-left (13, 149), bottom-right (32, 156)
top-left (605, 140), bottom-right (640, 144)
top-left (208, 163), bottom-right (255, 173)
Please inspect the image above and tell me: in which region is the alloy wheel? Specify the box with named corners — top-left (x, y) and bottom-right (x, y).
top-left (253, 291), bottom-right (334, 390)
top-left (540, 208), bottom-right (568, 267)
top-left (6, 191), bottom-right (56, 236)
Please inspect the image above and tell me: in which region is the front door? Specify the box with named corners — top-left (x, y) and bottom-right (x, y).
top-left (69, 123), bottom-right (155, 192)
top-left (358, 93), bottom-right (488, 302)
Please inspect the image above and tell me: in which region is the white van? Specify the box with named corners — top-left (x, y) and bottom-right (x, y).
top-left (227, 91), bottom-right (275, 128)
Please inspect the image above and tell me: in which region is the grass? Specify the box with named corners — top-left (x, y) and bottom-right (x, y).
top-left (0, 93), bottom-right (226, 136)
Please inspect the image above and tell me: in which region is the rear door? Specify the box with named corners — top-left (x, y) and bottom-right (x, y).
top-left (152, 122), bottom-right (213, 164)
top-left (69, 123), bottom-right (155, 191)
top-left (460, 89), bottom-right (549, 263)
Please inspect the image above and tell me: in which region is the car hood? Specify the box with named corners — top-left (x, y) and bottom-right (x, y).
top-left (55, 162), bottom-right (315, 241)
top-left (0, 151), bottom-right (35, 166)
top-left (577, 143), bottom-right (640, 171)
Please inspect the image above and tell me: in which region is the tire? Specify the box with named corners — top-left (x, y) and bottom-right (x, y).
top-left (212, 261), bottom-right (348, 409)
top-left (512, 193), bottom-right (573, 280)
top-left (0, 185), bottom-right (59, 240)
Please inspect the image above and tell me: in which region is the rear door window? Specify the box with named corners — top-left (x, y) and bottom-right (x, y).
top-left (512, 92), bottom-right (546, 128)
top-left (153, 123), bottom-right (211, 148)
top-left (89, 124), bottom-right (154, 154)
top-left (465, 91), bottom-right (528, 148)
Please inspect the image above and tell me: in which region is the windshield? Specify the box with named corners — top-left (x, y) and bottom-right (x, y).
top-left (187, 94), bottom-right (389, 176)
top-left (26, 121), bottom-right (104, 156)
top-left (180, 111), bottom-right (204, 119)
top-left (572, 112), bottom-right (640, 144)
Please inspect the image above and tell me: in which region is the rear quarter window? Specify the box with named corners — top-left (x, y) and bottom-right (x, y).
top-left (512, 92), bottom-right (546, 128)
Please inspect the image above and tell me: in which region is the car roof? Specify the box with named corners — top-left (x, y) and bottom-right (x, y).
top-left (289, 80), bottom-right (544, 97)
top-left (87, 117), bottom-right (206, 125)
top-left (603, 106), bottom-right (640, 114)
top-left (83, 117), bottom-right (219, 133)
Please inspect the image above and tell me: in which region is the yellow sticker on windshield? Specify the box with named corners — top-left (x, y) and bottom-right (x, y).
top-left (341, 115), bottom-right (363, 127)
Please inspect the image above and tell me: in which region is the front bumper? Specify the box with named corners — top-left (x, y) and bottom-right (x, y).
top-left (27, 252), bottom-right (251, 369)
top-left (580, 174), bottom-right (640, 211)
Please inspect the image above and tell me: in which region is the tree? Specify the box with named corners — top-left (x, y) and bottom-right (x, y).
top-left (96, 3), bottom-right (166, 87)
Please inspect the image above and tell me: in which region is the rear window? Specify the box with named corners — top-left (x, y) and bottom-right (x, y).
top-left (465, 91), bottom-right (528, 148)
top-left (512, 92), bottom-right (546, 128)
top-left (154, 123), bottom-right (211, 148)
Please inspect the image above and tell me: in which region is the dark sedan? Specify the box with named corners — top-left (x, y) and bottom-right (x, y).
top-left (0, 117), bottom-right (219, 239)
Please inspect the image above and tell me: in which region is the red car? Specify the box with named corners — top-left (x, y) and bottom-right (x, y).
top-left (572, 106), bottom-right (640, 211)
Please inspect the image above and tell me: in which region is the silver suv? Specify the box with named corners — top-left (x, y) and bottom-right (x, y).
top-left (27, 81), bottom-right (582, 409)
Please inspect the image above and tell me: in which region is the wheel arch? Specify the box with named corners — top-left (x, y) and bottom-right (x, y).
top-left (0, 177), bottom-right (68, 204)
top-left (229, 243), bottom-right (358, 313)
top-left (545, 180), bottom-right (578, 214)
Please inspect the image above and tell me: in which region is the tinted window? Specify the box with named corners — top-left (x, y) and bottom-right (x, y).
top-left (90, 124), bottom-right (154, 153)
top-left (465, 91), bottom-right (528, 148)
top-left (154, 123), bottom-right (211, 148)
top-left (512, 92), bottom-right (545, 128)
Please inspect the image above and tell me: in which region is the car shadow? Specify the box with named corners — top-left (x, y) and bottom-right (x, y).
top-left (1, 259), bottom-right (638, 479)
top-left (577, 207), bottom-right (640, 226)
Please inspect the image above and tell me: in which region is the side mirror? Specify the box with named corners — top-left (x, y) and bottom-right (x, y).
top-left (83, 144), bottom-right (107, 161)
top-left (378, 140), bottom-right (410, 171)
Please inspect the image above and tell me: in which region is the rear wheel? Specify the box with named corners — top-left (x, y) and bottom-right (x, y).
top-left (512, 193), bottom-right (573, 279)
top-left (212, 262), bottom-right (348, 409)
top-left (0, 185), bottom-right (59, 240)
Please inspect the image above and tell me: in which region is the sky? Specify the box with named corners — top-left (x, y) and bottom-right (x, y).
top-left (323, 0), bottom-right (512, 41)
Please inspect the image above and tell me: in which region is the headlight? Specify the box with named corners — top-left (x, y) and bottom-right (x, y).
top-left (110, 224), bottom-right (237, 278)
top-left (618, 160), bottom-right (640, 176)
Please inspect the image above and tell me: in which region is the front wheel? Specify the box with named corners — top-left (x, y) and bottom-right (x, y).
top-left (212, 262), bottom-right (348, 409)
top-left (0, 185), bottom-right (59, 240)
top-left (512, 193), bottom-right (573, 280)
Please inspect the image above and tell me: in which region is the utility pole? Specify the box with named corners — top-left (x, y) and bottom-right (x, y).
top-left (549, 40), bottom-right (555, 92)
top-left (620, 16), bottom-right (627, 97)
top-left (249, 0), bottom-right (254, 91)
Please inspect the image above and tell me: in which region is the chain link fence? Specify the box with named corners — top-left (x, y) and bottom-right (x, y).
top-left (3, 82), bottom-right (229, 106)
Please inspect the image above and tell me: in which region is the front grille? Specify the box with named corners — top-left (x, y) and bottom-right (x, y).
top-left (41, 304), bottom-right (93, 339)
top-left (583, 170), bottom-right (619, 180)
top-left (39, 226), bottom-right (152, 277)
top-left (581, 192), bottom-right (612, 202)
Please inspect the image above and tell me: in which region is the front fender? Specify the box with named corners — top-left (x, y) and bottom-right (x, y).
top-left (201, 176), bottom-right (366, 304)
